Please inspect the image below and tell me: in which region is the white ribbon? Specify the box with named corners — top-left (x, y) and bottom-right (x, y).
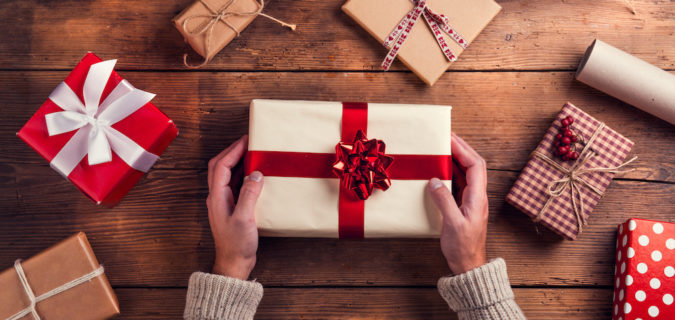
top-left (45, 59), bottom-right (159, 177)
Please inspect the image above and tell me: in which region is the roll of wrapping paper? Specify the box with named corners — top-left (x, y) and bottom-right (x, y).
top-left (576, 39), bottom-right (675, 125)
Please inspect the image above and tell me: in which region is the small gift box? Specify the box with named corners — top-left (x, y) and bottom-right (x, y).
top-left (245, 99), bottom-right (452, 238)
top-left (0, 233), bottom-right (119, 320)
top-left (613, 219), bottom-right (675, 319)
top-left (17, 53), bottom-right (178, 207)
top-left (173, 0), bottom-right (295, 68)
top-left (342, 0), bottom-right (501, 86)
top-left (506, 102), bottom-right (635, 240)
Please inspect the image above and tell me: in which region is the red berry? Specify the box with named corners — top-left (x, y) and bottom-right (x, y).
top-left (561, 119), bottom-right (569, 127)
top-left (571, 136), bottom-right (577, 142)
top-left (569, 151), bottom-right (579, 160)
top-left (564, 129), bottom-right (573, 137)
top-left (566, 116), bottom-right (574, 124)
top-left (558, 146), bottom-right (569, 154)
top-left (556, 133), bottom-right (563, 140)
top-left (561, 137), bottom-right (571, 145)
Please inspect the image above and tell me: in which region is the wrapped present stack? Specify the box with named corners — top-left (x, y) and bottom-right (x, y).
top-left (17, 53), bottom-right (178, 207)
top-left (613, 219), bottom-right (675, 319)
top-left (245, 99), bottom-right (452, 238)
top-left (506, 102), bottom-right (635, 240)
top-left (342, 0), bottom-right (501, 85)
top-left (0, 233), bottom-right (119, 320)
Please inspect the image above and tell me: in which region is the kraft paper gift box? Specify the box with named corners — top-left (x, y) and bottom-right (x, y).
top-left (506, 102), bottom-right (635, 240)
top-left (342, 0), bottom-right (501, 86)
top-left (174, 0), bottom-right (295, 67)
top-left (613, 219), bottom-right (675, 319)
top-left (0, 233), bottom-right (119, 320)
top-left (245, 100), bottom-right (453, 238)
top-left (17, 53), bottom-right (178, 207)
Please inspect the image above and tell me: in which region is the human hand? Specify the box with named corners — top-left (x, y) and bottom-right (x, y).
top-left (207, 135), bottom-right (264, 280)
top-left (428, 133), bottom-right (488, 275)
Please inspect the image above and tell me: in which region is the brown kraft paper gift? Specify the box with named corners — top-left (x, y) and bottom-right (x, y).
top-left (506, 102), bottom-right (635, 240)
top-left (0, 233), bottom-right (119, 320)
top-left (342, 0), bottom-right (501, 86)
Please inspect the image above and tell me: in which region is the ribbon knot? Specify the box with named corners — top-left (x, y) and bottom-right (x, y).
top-left (333, 130), bottom-right (394, 200)
top-left (45, 59), bottom-right (160, 179)
top-left (182, 0), bottom-right (296, 68)
top-left (531, 122), bottom-right (637, 234)
top-left (381, 0), bottom-right (469, 71)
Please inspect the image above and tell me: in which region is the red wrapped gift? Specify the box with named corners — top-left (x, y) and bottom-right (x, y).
top-left (613, 218), bottom-right (675, 319)
top-left (17, 53), bottom-right (178, 206)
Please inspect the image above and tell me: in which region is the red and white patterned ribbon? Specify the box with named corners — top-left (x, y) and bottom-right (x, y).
top-left (381, 0), bottom-right (469, 71)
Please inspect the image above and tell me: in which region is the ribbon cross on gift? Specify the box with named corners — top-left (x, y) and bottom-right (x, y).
top-left (381, 0), bottom-right (469, 70)
top-left (45, 59), bottom-right (160, 178)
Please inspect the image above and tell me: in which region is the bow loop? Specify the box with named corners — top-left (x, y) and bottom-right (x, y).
top-left (44, 59), bottom-right (160, 176)
top-left (333, 130), bottom-right (394, 200)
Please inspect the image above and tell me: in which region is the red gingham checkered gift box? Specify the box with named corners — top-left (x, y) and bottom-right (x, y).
top-left (506, 102), bottom-right (634, 240)
top-left (613, 219), bottom-right (675, 319)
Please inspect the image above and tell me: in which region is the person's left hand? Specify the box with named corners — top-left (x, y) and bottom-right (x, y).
top-left (206, 135), bottom-right (264, 280)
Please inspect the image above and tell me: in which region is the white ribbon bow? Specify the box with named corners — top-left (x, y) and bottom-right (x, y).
top-left (45, 59), bottom-right (159, 177)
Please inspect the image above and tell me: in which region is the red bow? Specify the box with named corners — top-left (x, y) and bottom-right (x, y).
top-left (332, 130), bottom-right (394, 200)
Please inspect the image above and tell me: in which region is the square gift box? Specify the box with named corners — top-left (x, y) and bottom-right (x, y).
top-left (506, 102), bottom-right (634, 240)
top-left (0, 233), bottom-right (119, 320)
top-left (613, 219), bottom-right (675, 319)
top-left (17, 53), bottom-right (178, 206)
top-left (245, 100), bottom-right (452, 238)
top-left (342, 0), bottom-right (501, 86)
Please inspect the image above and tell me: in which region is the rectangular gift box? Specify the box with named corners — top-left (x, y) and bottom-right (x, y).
top-left (17, 53), bottom-right (178, 207)
top-left (174, 0), bottom-right (261, 63)
top-left (613, 219), bottom-right (675, 319)
top-left (342, 0), bottom-right (501, 86)
top-left (0, 233), bottom-right (119, 320)
top-left (245, 99), bottom-right (452, 238)
top-left (506, 102), bottom-right (634, 240)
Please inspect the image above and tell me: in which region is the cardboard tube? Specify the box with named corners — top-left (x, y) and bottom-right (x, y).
top-left (576, 39), bottom-right (675, 125)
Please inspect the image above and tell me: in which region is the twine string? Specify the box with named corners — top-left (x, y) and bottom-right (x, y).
top-left (6, 259), bottom-right (105, 320)
top-left (181, 0), bottom-right (296, 68)
top-left (531, 122), bottom-right (637, 235)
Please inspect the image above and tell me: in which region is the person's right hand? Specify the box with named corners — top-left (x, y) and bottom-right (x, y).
top-left (428, 133), bottom-right (489, 275)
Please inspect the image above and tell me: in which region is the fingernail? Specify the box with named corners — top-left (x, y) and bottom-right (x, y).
top-left (249, 171), bottom-right (263, 182)
top-left (429, 178), bottom-right (444, 190)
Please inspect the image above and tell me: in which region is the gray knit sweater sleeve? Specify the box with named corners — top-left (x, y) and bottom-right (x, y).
top-left (184, 272), bottom-right (263, 320)
top-left (437, 258), bottom-right (526, 320)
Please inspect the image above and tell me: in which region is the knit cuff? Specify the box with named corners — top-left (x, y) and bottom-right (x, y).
top-left (184, 272), bottom-right (263, 320)
top-left (437, 258), bottom-right (525, 320)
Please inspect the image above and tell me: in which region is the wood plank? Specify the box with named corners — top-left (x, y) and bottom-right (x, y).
top-left (0, 0), bottom-right (673, 71)
top-left (1, 71), bottom-right (673, 181)
top-left (0, 164), bottom-right (672, 287)
top-left (116, 287), bottom-right (613, 319)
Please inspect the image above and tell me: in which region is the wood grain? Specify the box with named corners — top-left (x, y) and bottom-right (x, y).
top-left (0, 0), bottom-right (673, 71)
top-left (116, 287), bottom-right (612, 319)
top-left (1, 164), bottom-right (672, 287)
top-left (2, 71), bottom-right (673, 181)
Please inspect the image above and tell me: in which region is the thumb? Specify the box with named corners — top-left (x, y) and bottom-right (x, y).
top-left (234, 171), bottom-right (264, 218)
top-left (428, 178), bottom-right (463, 226)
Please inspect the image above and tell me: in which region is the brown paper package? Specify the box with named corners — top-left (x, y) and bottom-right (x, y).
top-left (0, 233), bottom-right (119, 320)
top-left (173, 0), bottom-right (261, 62)
top-left (342, 0), bottom-right (501, 86)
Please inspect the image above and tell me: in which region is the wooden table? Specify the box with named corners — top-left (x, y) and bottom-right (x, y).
top-left (1, 0), bottom-right (673, 318)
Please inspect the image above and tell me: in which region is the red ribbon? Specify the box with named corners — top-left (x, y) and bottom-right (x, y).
top-left (244, 102), bottom-right (452, 238)
top-left (381, 0), bottom-right (469, 71)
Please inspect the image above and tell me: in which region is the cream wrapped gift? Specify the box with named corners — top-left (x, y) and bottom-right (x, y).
top-left (245, 100), bottom-right (452, 238)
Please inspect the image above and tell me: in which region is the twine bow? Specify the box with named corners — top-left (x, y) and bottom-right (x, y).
top-left (6, 260), bottom-right (105, 320)
top-left (381, 0), bottom-right (468, 71)
top-left (531, 122), bottom-right (637, 234)
top-left (181, 0), bottom-right (296, 68)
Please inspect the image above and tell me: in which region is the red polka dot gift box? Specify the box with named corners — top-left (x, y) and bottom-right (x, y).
top-left (613, 218), bottom-right (675, 319)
